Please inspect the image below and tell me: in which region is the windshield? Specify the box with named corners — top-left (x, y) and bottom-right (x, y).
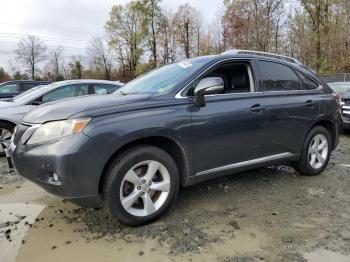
top-left (115, 57), bottom-right (212, 95)
top-left (328, 82), bottom-right (350, 94)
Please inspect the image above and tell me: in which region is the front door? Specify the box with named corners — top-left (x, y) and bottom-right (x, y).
top-left (189, 60), bottom-right (269, 178)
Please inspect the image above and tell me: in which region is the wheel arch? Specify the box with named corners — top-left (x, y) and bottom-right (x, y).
top-left (98, 135), bottom-right (191, 194)
top-left (0, 119), bottom-right (16, 129)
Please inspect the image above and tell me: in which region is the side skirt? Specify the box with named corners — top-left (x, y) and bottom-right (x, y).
top-left (192, 152), bottom-right (298, 185)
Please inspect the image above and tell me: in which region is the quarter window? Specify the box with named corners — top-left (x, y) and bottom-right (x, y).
top-left (298, 74), bottom-right (319, 90)
top-left (257, 61), bottom-right (301, 91)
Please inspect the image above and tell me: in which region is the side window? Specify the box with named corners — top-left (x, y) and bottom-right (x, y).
top-left (198, 62), bottom-right (253, 95)
top-left (22, 83), bottom-right (37, 91)
top-left (41, 84), bottom-right (89, 103)
top-left (93, 84), bottom-right (118, 95)
top-left (257, 61), bottom-right (301, 91)
top-left (298, 73), bottom-right (319, 90)
top-left (0, 83), bottom-right (19, 93)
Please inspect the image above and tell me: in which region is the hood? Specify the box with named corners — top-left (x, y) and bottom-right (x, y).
top-left (0, 101), bottom-right (16, 108)
top-left (22, 94), bottom-right (151, 124)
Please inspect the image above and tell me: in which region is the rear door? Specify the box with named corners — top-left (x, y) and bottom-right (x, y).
top-left (256, 60), bottom-right (321, 156)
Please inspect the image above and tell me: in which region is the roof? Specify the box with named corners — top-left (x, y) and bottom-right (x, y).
top-left (221, 49), bottom-right (302, 65)
top-left (53, 79), bottom-right (122, 85)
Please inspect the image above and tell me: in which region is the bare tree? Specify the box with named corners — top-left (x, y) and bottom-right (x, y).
top-left (142, 0), bottom-right (162, 67)
top-left (47, 46), bottom-right (65, 80)
top-left (87, 36), bottom-right (112, 80)
top-left (173, 4), bottom-right (202, 58)
top-left (15, 35), bottom-right (47, 79)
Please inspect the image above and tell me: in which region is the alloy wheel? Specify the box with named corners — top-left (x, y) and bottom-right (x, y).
top-left (0, 128), bottom-right (13, 153)
top-left (120, 160), bottom-right (171, 217)
top-left (308, 134), bottom-right (329, 169)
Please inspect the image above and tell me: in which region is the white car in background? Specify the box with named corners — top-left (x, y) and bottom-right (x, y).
top-left (0, 79), bottom-right (123, 155)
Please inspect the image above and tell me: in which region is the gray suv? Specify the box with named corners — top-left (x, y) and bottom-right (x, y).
top-left (9, 50), bottom-right (341, 226)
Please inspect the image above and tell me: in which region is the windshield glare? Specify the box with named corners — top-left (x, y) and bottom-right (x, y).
top-left (115, 57), bottom-right (212, 95)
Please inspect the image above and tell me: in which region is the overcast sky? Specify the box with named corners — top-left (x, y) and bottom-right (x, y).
top-left (0, 0), bottom-right (223, 72)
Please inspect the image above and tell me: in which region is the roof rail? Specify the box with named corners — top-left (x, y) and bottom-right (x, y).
top-left (222, 49), bottom-right (302, 65)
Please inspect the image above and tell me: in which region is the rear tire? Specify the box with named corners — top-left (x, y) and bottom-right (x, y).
top-left (103, 145), bottom-right (179, 226)
top-left (0, 122), bottom-right (15, 157)
top-left (292, 126), bottom-right (331, 176)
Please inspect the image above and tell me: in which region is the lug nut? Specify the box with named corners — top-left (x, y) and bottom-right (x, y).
top-left (148, 181), bottom-right (152, 185)
top-left (141, 192), bottom-right (145, 196)
top-left (137, 186), bottom-right (141, 190)
top-left (142, 179), bottom-right (146, 184)
top-left (147, 189), bottom-right (151, 194)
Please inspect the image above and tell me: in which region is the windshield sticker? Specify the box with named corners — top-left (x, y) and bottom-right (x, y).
top-left (177, 61), bottom-right (193, 69)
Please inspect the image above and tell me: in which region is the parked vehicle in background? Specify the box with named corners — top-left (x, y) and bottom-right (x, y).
top-left (0, 79), bottom-right (122, 155)
top-left (0, 80), bottom-right (51, 99)
top-left (328, 82), bottom-right (350, 131)
top-left (9, 50), bottom-right (340, 226)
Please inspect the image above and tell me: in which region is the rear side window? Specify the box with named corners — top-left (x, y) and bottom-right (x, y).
top-left (298, 73), bottom-right (319, 90)
top-left (93, 84), bottom-right (119, 95)
top-left (257, 61), bottom-right (301, 91)
top-left (22, 83), bottom-right (38, 91)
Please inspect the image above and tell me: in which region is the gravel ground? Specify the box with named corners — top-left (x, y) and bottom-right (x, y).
top-left (0, 136), bottom-right (350, 262)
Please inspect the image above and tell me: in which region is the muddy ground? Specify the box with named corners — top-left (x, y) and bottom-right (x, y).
top-left (1, 136), bottom-right (350, 262)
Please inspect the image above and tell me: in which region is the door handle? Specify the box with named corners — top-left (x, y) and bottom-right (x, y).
top-left (250, 104), bottom-right (265, 113)
top-left (305, 100), bottom-right (315, 108)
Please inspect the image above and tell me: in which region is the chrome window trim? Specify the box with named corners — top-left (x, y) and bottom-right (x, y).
top-left (175, 58), bottom-right (323, 99)
top-left (246, 64), bottom-right (254, 92)
top-left (259, 85), bottom-right (323, 94)
top-left (195, 152), bottom-right (294, 177)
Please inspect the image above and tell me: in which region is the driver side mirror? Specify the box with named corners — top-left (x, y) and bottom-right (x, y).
top-left (194, 77), bottom-right (224, 107)
top-left (32, 99), bottom-right (42, 106)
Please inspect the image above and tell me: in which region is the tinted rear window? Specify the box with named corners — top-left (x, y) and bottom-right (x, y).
top-left (257, 61), bottom-right (301, 91)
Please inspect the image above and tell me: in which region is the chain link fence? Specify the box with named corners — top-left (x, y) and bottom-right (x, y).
top-left (319, 73), bottom-right (350, 83)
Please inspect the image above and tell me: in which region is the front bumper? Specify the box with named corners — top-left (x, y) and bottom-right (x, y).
top-left (342, 105), bottom-right (350, 130)
top-left (8, 132), bottom-right (110, 208)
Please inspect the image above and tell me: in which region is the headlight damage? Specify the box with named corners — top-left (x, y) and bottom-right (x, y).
top-left (26, 118), bottom-right (91, 145)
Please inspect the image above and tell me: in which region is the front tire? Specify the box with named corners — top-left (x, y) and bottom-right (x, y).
top-left (103, 145), bottom-right (179, 226)
top-left (292, 126), bottom-right (331, 176)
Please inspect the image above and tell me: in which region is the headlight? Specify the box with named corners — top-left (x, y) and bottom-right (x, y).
top-left (26, 118), bottom-right (91, 145)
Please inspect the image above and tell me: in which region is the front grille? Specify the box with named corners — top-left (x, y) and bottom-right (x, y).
top-left (345, 99), bottom-right (350, 106)
top-left (12, 123), bottom-right (31, 145)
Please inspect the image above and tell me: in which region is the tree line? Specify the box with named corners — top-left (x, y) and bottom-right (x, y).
top-left (1, 0), bottom-right (350, 83)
